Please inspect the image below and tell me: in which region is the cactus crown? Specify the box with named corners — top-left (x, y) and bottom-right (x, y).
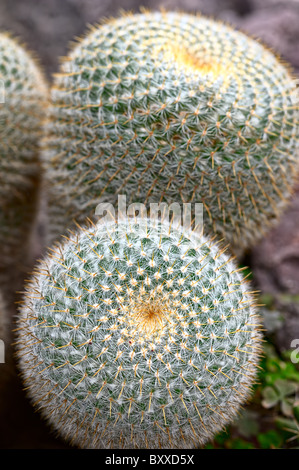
top-left (44, 11), bottom-right (298, 253)
top-left (16, 217), bottom-right (261, 449)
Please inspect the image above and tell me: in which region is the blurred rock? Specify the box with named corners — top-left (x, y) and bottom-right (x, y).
top-left (251, 186), bottom-right (299, 351)
top-left (237, 5), bottom-right (299, 73)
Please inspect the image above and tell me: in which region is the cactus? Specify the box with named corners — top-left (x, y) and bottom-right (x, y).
top-left (43, 10), bottom-right (299, 254)
top-left (0, 33), bottom-right (48, 290)
top-left (16, 217), bottom-right (262, 449)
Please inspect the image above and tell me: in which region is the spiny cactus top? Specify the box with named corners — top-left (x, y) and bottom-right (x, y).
top-left (16, 217), bottom-right (261, 449)
top-left (0, 33), bottom-right (48, 276)
top-left (44, 10), bottom-right (299, 253)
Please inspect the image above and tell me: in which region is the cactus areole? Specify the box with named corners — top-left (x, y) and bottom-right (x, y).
top-left (16, 218), bottom-right (261, 448)
top-left (45, 11), bottom-right (298, 253)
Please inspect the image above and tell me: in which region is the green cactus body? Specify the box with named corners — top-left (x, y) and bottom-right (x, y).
top-left (44, 11), bottom-right (298, 254)
top-left (16, 217), bottom-right (261, 448)
top-left (0, 33), bottom-right (48, 288)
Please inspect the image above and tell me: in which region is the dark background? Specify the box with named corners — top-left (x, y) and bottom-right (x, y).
top-left (0, 0), bottom-right (298, 448)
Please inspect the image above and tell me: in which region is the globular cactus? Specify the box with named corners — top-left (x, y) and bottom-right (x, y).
top-left (44, 10), bottom-right (299, 254)
top-left (16, 217), bottom-right (262, 449)
top-left (0, 33), bottom-right (48, 291)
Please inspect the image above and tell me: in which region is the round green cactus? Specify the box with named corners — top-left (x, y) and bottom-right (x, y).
top-left (16, 217), bottom-right (261, 449)
top-left (0, 33), bottom-right (48, 288)
top-left (43, 10), bottom-right (298, 254)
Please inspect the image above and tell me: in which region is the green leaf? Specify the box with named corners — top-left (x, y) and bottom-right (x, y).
top-left (230, 439), bottom-right (255, 449)
top-left (281, 398), bottom-right (295, 418)
top-left (257, 430), bottom-right (282, 449)
top-left (293, 405), bottom-right (299, 422)
top-left (274, 379), bottom-right (298, 398)
top-left (275, 416), bottom-right (299, 434)
top-left (261, 386), bottom-right (280, 408)
top-left (236, 410), bottom-right (260, 438)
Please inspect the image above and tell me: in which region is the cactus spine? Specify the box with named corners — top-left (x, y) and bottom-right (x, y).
top-left (44, 11), bottom-right (298, 253)
top-left (0, 33), bottom-right (48, 289)
top-left (16, 217), bottom-right (261, 449)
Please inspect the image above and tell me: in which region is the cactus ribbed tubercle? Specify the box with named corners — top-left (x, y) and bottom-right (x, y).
top-left (16, 217), bottom-right (261, 449)
top-left (44, 11), bottom-right (298, 253)
top-left (0, 33), bottom-right (48, 283)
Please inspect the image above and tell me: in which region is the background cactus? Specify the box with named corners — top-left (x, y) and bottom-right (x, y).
top-left (43, 10), bottom-right (299, 254)
top-left (16, 217), bottom-right (262, 449)
top-left (0, 33), bottom-right (48, 294)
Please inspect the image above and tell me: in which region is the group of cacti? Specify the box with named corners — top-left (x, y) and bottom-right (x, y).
top-left (0, 10), bottom-right (298, 449)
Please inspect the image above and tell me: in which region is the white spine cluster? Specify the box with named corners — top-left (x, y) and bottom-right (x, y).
top-left (16, 218), bottom-right (262, 449)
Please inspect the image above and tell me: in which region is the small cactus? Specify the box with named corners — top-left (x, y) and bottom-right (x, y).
top-left (44, 11), bottom-right (298, 253)
top-left (0, 33), bottom-right (48, 289)
top-left (16, 217), bottom-right (262, 449)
